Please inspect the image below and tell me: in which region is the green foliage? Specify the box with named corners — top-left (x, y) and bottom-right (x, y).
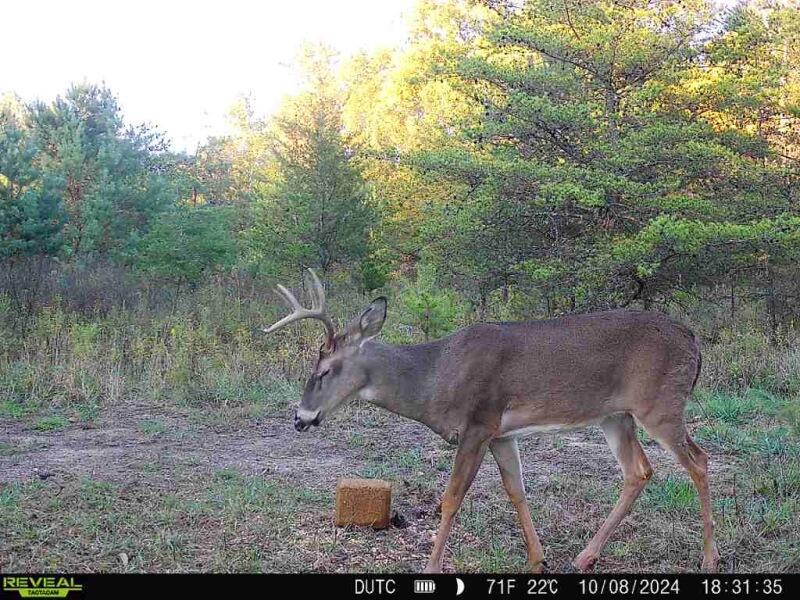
top-left (32, 415), bottom-right (69, 431)
top-left (0, 101), bottom-right (65, 257)
top-left (244, 46), bottom-right (376, 278)
top-left (645, 476), bottom-right (699, 512)
top-left (1, 85), bottom-right (174, 260)
top-left (29, 84), bottom-right (174, 257)
top-left (2, 1), bottom-right (800, 346)
top-left (359, 256), bottom-right (390, 293)
top-left (399, 266), bottom-right (465, 341)
top-left (135, 207), bottom-right (237, 286)
top-left (780, 398), bottom-right (800, 438)
top-left (0, 399), bottom-right (27, 419)
top-left (138, 419), bottom-right (167, 437)
top-left (401, 0), bottom-right (800, 320)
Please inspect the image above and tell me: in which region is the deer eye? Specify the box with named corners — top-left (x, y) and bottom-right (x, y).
top-left (318, 369), bottom-right (330, 383)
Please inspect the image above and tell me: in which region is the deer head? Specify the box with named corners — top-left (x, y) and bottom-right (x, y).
top-left (264, 269), bottom-right (387, 431)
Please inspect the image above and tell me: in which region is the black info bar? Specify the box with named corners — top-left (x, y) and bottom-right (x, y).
top-left (0, 574), bottom-right (795, 599)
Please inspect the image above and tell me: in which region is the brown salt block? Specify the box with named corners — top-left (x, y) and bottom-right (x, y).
top-left (335, 478), bottom-right (392, 529)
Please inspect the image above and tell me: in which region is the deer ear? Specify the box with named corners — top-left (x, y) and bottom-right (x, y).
top-left (357, 297), bottom-right (387, 343)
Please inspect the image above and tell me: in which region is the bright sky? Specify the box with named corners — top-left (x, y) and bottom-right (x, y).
top-left (1, 0), bottom-right (416, 152)
top-left (2, 0), bottom-right (741, 154)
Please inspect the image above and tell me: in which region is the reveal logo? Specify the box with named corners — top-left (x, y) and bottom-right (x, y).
top-left (2, 577), bottom-right (82, 598)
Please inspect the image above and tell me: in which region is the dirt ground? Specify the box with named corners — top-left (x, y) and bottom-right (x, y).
top-left (0, 399), bottom-right (792, 573)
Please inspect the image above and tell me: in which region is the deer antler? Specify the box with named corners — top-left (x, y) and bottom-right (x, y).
top-left (263, 268), bottom-right (336, 349)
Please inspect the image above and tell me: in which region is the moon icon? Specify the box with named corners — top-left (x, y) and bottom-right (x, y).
top-left (456, 577), bottom-right (465, 596)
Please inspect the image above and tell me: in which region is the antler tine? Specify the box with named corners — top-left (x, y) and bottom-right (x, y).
top-left (304, 268), bottom-right (335, 346)
top-left (305, 268), bottom-right (327, 311)
top-left (262, 314), bottom-right (296, 334)
top-left (275, 284), bottom-right (304, 312)
top-left (263, 270), bottom-right (336, 348)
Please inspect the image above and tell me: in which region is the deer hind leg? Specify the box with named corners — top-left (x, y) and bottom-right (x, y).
top-left (490, 437), bottom-right (546, 572)
top-left (424, 431), bottom-right (490, 573)
top-left (574, 413), bottom-right (653, 571)
top-left (639, 414), bottom-right (720, 572)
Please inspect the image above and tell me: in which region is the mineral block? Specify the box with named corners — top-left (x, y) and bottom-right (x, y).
top-left (335, 478), bottom-right (392, 529)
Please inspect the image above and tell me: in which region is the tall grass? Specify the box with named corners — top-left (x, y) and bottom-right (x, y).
top-left (1, 260), bottom-right (799, 421)
top-left (0, 261), bottom-right (416, 421)
top-left (702, 329), bottom-right (800, 395)
top-left (2, 261), bottom-right (800, 574)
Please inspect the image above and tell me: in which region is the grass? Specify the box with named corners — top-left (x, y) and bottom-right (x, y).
top-left (138, 419), bottom-right (167, 437)
top-left (357, 446), bottom-right (431, 480)
top-left (0, 442), bottom-right (20, 456)
top-left (2, 384), bottom-right (799, 572)
top-left (643, 476), bottom-right (698, 512)
top-left (0, 399), bottom-right (28, 418)
top-left (74, 402), bottom-right (100, 423)
top-left (32, 415), bottom-right (70, 431)
top-left (689, 388), bottom-right (784, 424)
top-left (2, 280), bottom-right (800, 573)
top-left (0, 469), bottom-right (333, 573)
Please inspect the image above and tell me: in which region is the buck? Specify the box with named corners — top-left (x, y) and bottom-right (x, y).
top-left (264, 269), bottom-right (720, 573)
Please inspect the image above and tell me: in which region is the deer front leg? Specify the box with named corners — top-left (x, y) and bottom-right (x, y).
top-left (490, 437), bottom-right (546, 572)
top-left (424, 431), bottom-right (490, 573)
top-left (574, 413), bottom-right (652, 571)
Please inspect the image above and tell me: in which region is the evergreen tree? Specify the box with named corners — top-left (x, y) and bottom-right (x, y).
top-left (247, 46), bottom-right (376, 279)
top-left (408, 0), bottom-right (800, 321)
top-left (28, 83), bottom-right (173, 258)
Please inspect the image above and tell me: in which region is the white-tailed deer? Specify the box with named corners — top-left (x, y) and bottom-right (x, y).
top-left (265, 269), bottom-right (720, 573)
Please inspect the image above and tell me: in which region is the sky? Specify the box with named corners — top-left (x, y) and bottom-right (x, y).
top-left (2, 0), bottom-right (742, 153)
top-left (1, 0), bottom-right (416, 152)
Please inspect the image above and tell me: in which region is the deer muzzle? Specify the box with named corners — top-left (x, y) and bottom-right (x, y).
top-left (294, 408), bottom-right (322, 432)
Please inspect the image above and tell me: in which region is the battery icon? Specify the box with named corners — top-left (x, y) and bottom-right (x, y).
top-left (414, 579), bottom-right (436, 593)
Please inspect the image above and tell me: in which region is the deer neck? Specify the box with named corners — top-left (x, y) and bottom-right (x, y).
top-left (358, 340), bottom-right (442, 429)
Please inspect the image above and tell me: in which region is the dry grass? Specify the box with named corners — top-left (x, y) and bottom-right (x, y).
top-left (1, 389), bottom-right (799, 573)
top-left (1, 277), bottom-right (799, 573)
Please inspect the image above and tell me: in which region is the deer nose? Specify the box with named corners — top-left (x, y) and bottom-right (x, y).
top-left (294, 411), bottom-right (310, 432)
top-left (294, 408), bottom-right (321, 432)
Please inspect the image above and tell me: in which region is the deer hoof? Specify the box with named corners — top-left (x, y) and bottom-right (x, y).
top-left (573, 550), bottom-right (598, 572)
top-left (423, 563), bottom-right (442, 574)
top-left (528, 560), bottom-right (545, 574)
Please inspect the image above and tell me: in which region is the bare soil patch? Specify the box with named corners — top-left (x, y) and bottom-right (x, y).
top-left (0, 402), bottom-right (787, 573)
